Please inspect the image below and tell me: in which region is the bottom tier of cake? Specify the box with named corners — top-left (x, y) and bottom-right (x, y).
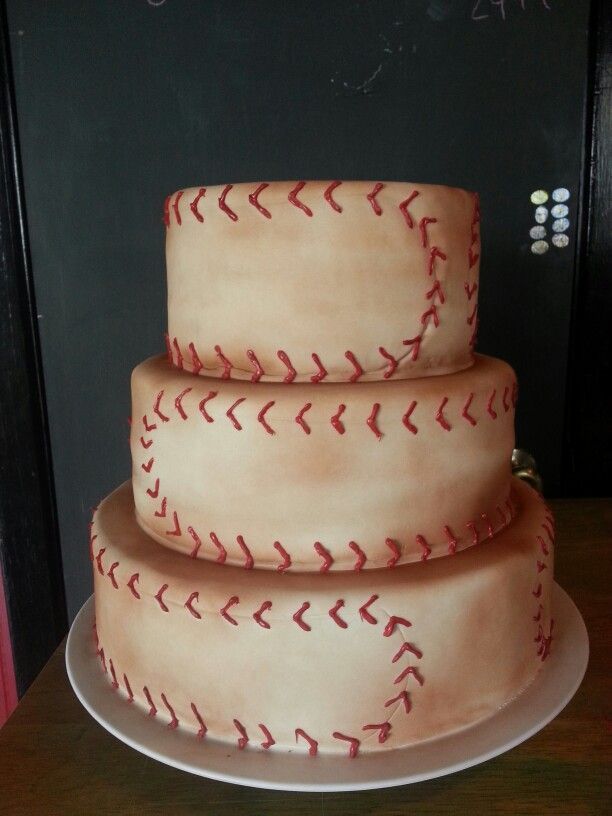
top-left (91, 477), bottom-right (555, 757)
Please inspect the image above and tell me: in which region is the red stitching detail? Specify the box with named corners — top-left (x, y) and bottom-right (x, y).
top-left (258, 401), bottom-right (275, 434)
top-left (214, 345), bottom-right (233, 379)
top-left (349, 541), bottom-right (366, 571)
top-left (428, 246), bottom-right (447, 276)
top-left (383, 615), bottom-right (412, 637)
top-left (402, 335), bottom-right (421, 362)
top-left (295, 402), bottom-right (312, 434)
top-left (95, 547), bottom-right (106, 575)
top-left (143, 686), bottom-right (157, 716)
top-left (210, 532), bottom-right (227, 564)
top-left (542, 521), bottom-right (554, 544)
top-left (259, 723), bottom-right (275, 749)
top-left (141, 457), bottom-right (154, 473)
top-left (469, 247), bottom-right (480, 269)
top-left (416, 534), bottom-right (431, 561)
top-left (367, 403), bottom-right (383, 439)
top-left (359, 594), bottom-right (378, 624)
top-left (467, 303), bottom-right (478, 326)
top-left (172, 337), bottom-right (184, 370)
top-left (166, 511), bottom-right (181, 536)
top-left (146, 478), bottom-right (160, 498)
top-left (314, 542), bottom-right (333, 572)
top-left (537, 535), bottom-right (549, 557)
top-left (142, 415), bottom-right (157, 432)
top-left (226, 397), bottom-right (246, 430)
top-left (329, 599), bottom-right (348, 629)
top-left (345, 350), bottom-right (363, 382)
top-left (324, 180), bottom-right (342, 212)
top-left (189, 187), bottom-right (206, 222)
top-left (153, 390), bottom-right (169, 422)
top-left (464, 282), bottom-right (478, 300)
top-left (123, 673), bottom-right (134, 702)
top-left (487, 389), bottom-right (498, 419)
top-left (362, 722), bottom-right (391, 743)
top-left (288, 181), bottom-right (312, 216)
top-left (310, 353), bottom-right (328, 383)
top-left (537, 560), bottom-right (547, 573)
top-left (164, 332), bottom-right (173, 363)
top-left (331, 404), bottom-right (346, 434)
top-left (218, 184), bottom-right (238, 221)
top-left (538, 620), bottom-right (554, 661)
top-left (172, 191), bottom-right (183, 226)
top-left (253, 600), bottom-right (272, 629)
top-left (469, 310), bottom-right (479, 348)
top-left (481, 512), bottom-right (494, 538)
top-left (277, 350), bottom-right (296, 383)
top-left (174, 388), bottom-right (192, 420)
top-left (367, 182), bottom-right (384, 215)
top-left (191, 703), bottom-right (207, 739)
top-left (233, 719), bottom-right (248, 749)
top-left (184, 592), bottom-right (201, 619)
top-left (127, 573), bottom-right (140, 599)
top-left (189, 342), bottom-right (204, 375)
top-left (402, 401), bottom-right (418, 434)
top-left (503, 386), bottom-right (510, 412)
top-left (140, 436), bottom-right (153, 449)
top-left (394, 666), bottom-right (425, 686)
top-left (249, 182), bottom-right (271, 218)
top-left (436, 397), bottom-right (451, 431)
top-left (533, 604), bottom-right (543, 622)
top-left (444, 525), bottom-right (458, 555)
top-left (295, 728), bottom-right (318, 756)
top-left (109, 658), bottom-right (119, 689)
top-left (237, 535), bottom-right (254, 569)
top-left (163, 195), bottom-right (171, 227)
top-left (273, 541), bottom-right (291, 572)
top-left (161, 693), bottom-right (179, 729)
top-left (421, 304), bottom-right (439, 328)
top-left (98, 647), bottom-right (107, 673)
top-left (392, 641), bottom-right (423, 662)
top-left (246, 349), bottom-right (264, 383)
top-left (378, 346), bottom-right (398, 379)
top-left (426, 279), bottom-right (445, 304)
top-left (385, 538), bottom-right (401, 568)
top-left (220, 595), bottom-right (239, 625)
top-left (199, 391), bottom-right (217, 422)
top-left (419, 216), bottom-right (437, 247)
top-left (155, 584), bottom-right (169, 612)
top-left (154, 497), bottom-right (167, 517)
top-left (399, 190), bottom-right (419, 228)
top-left (293, 601), bottom-right (311, 631)
top-left (385, 690), bottom-right (411, 714)
top-left (462, 393), bottom-right (477, 426)
top-left (107, 561), bottom-right (119, 589)
top-left (333, 732), bottom-right (360, 758)
top-left (467, 520), bottom-right (478, 546)
top-left (187, 526), bottom-right (202, 558)
top-left (532, 583), bottom-right (543, 599)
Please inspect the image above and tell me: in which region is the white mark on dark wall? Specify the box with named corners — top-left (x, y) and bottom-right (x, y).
top-left (531, 240), bottom-right (549, 255)
top-left (534, 206), bottom-right (548, 224)
top-left (529, 226), bottom-right (546, 240)
top-left (331, 28), bottom-right (405, 96)
top-left (529, 187), bottom-right (571, 253)
top-left (472, 0), bottom-right (551, 22)
top-left (530, 190), bottom-right (548, 205)
top-left (147, 0), bottom-right (167, 6)
top-left (552, 234), bottom-right (569, 248)
top-left (552, 187), bottom-right (570, 202)
top-left (551, 203), bottom-right (569, 218)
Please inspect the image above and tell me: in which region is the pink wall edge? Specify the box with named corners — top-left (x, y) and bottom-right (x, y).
top-left (0, 563), bottom-right (18, 726)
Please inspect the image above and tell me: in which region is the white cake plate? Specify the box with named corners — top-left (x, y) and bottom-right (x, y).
top-left (66, 584), bottom-right (588, 792)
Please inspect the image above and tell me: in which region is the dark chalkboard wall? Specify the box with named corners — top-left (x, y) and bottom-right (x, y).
top-left (6, 0), bottom-right (591, 620)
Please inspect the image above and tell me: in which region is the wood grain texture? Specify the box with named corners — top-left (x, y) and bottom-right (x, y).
top-left (0, 498), bottom-right (609, 815)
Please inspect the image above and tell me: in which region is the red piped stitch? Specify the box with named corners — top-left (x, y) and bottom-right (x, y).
top-left (464, 282), bottom-right (478, 300)
top-left (172, 337), bottom-right (184, 369)
top-left (537, 535), bottom-right (549, 557)
top-left (233, 719), bottom-right (248, 749)
top-left (436, 397), bottom-right (451, 431)
top-left (324, 180), bottom-right (342, 212)
top-left (246, 349), bottom-right (264, 383)
top-left (419, 216), bottom-right (437, 247)
top-left (164, 332), bottom-right (173, 363)
top-left (191, 703), bottom-right (207, 739)
top-left (394, 666), bottom-right (424, 686)
top-left (258, 401), bottom-right (275, 434)
top-left (467, 303), bottom-right (478, 326)
top-left (428, 246), bottom-right (447, 276)
top-left (127, 573), bottom-right (140, 599)
top-left (421, 304), bottom-right (440, 328)
top-left (392, 642), bottom-right (423, 662)
top-left (314, 542), bottom-right (333, 572)
top-left (199, 391), bottom-right (217, 423)
top-left (444, 525), bottom-right (458, 555)
top-left (403, 335), bottom-right (421, 361)
top-left (146, 478), bottom-right (160, 499)
top-left (248, 182), bottom-right (271, 218)
top-left (98, 648), bottom-right (107, 673)
top-left (295, 402), bottom-right (312, 434)
top-left (174, 387), bottom-right (192, 420)
top-left (187, 527), bottom-right (202, 558)
top-left (542, 521), bottom-right (554, 544)
top-left (481, 512), bottom-right (494, 538)
top-left (210, 532), bottom-right (227, 564)
top-left (416, 534), bottom-right (431, 561)
top-left (383, 616), bottom-right (412, 637)
top-left (367, 403), bottom-right (383, 439)
top-left (154, 497), bottom-right (167, 517)
top-left (345, 350), bottom-right (363, 382)
top-left (385, 690), bottom-right (412, 714)
top-left (329, 599), bottom-right (348, 629)
top-left (140, 436), bottom-right (153, 449)
top-left (184, 592), bottom-right (201, 620)
top-left (237, 535), bottom-right (254, 569)
top-left (362, 722), bottom-right (391, 743)
top-left (385, 538), bottom-right (401, 568)
top-left (172, 191), bottom-right (183, 225)
top-left (226, 397), bottom-right (246, 430)
top-left (218, 184), bottom-right (237, 221)
top-left (532, 583), bottom-right (543, 599)
top-left (537, 560), bottom-right (547, 573)
top-left (161, 693), bottom-right (179, 729)
top-left (189, 343), bottom-right (204, 375)
top-left (166, 511), bottom-right (181, 537)
top-left (277, 350), bottom-right (296, 383)
top-left (259, 724), bottom-right (275, 749)
top-left (378, 347), bottom-right (398, 379)
top-left (141, 457), bottom-right (154, 473)
top-left (349, 541), bottom-right (366, 571)
top-left (288, 182), bottom-right (312, 216)
top-left (273, 541), bottom-right (291, 572)
top-left (123, 673), bottom-right (134, 703)
top-left (109, 659), bottom-right (119, 689)
top-left (293, 601), bottom-right (311, 631)
top-left (295, 728), bottom-right (318, 756)
top-left (214, 345), bottom-right (233, 379)
top-left (333, 732), bottom-right (360, 758)
top-left (469, 312), bottom-right (479, 348)
top-left (253, 600), bottom-right (272, 629)
top-left (359, 594), bottom-right (378, 624)
top-left (402, 401), bottom-right (418, 434)
top-left (153, 390), bottom-right (170, 423)
top-left (95, 547), bottom-right (106, 575)
top-left (155, 584), bottom-right (169, 612)
top-left (220, 595), bottom-right (239, 626)
top-left (468, 247), bottom-right (480, 269)
top-left (467, 520), bottom-right (479, 546)
top-left (310, 353), bottom-right (328, 383)
top-left (487, 390), bottom-right (498, 419)
top-left (462, 393), bottom-right (477, 426)
top-left (533, 604), bottom-right (543, 622)
top-left (538, 620), bottom-right (554, 661)
top-left (163, 195), bottom-right (171, 227)
top-left (143, 686), bottom-right (157, 717)
top-left (189, 187), bottom-right (206, 222)
top-left (426, 279), bottom-right (445, 304)
top-left (107, 561), bottom-right (119, 589)
top-left (367, 182), bottom-right (384, 215)
top-left (142, 415), bottom-right (157, 432)
top-left (399, 190), bottom-right (419, 228)
top-left (331, 404), bottom-right (346, 434)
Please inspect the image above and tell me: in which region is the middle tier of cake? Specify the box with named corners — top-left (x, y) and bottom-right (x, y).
top-left (131, 353), bottom-right (516, 571)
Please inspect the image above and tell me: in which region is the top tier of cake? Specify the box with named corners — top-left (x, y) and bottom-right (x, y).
top-left (165, 181), bottom-right (480, 384)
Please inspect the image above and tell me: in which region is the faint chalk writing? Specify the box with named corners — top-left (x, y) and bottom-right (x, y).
top-left (472, 0), bottom-right (551, 22)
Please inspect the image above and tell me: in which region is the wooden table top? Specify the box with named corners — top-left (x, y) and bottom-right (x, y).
top-left (0, 498), bottom-right (610, 815)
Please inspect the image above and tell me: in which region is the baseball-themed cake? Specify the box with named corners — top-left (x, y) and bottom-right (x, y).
top-left (90, 181), bottom-right (555, 758)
